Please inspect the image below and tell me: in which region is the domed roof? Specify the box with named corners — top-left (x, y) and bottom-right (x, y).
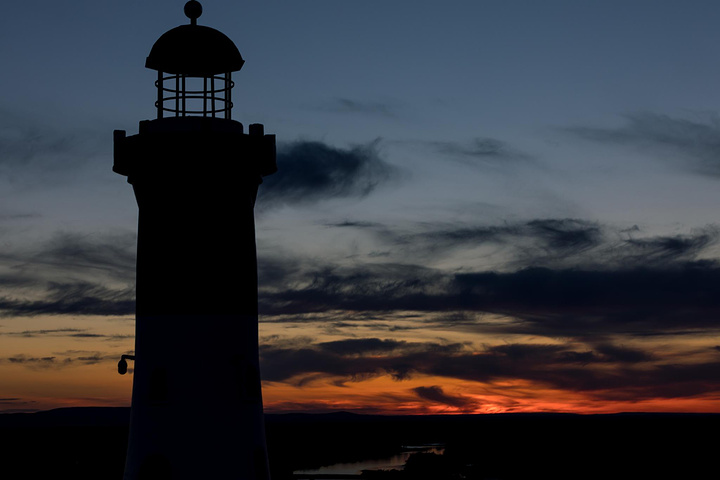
top-left (145, 3), bottom-right (244, 75)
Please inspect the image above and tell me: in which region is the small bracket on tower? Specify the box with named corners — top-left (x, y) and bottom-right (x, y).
top-left (118, 354), bottom-right (136, 375)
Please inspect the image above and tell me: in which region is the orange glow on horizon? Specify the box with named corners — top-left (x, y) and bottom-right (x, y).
top-left (3, 363), bottom-right (720, 415)
top-left (260, 375), bottom-right (720, 416)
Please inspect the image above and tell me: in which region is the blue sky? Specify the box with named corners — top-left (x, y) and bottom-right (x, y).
top-left (2, 1), bottom-right (720, 413)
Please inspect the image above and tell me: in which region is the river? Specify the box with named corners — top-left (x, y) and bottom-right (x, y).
top-left (293, 444), bottom-right (445, 476)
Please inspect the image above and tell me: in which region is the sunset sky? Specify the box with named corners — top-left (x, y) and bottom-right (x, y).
top-left (2, 0), bottom-right (720, 414)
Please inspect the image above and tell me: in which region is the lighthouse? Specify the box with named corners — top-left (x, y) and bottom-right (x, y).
top-left (113, 2), bottom-right (276, 479)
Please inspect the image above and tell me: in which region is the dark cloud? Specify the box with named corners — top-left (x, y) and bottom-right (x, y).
top-left (451, 264), bottom-right (720, 335)
top-left (1, 328), bottom-right (132, 341)
top-left (592, 343), bottom-right (654, 363)
top-left (4, 328), bottom-right (87, 337)
top-left (0, 398), bottom-right (25, 403)
top-left (524, 219), bottom-right (602, 254)
top-left (260, 339), bottom-right (467, 384)
top-left (5, 355), bottom-right (60, 368)
top-left (69, 353), bottom-right (112, 365)
top-left (2, 351), bottom-right (117, 369)
top-left (323, 220), bottom-right (383, 229)
top-left (487, 343), bottom-right (568, 361)
top-left (528, 360), bottom-right (720, 402)
top-left (486, 343), bottom-right (651, 365)
top-left (412, 385), bottom-right (477, 411)
top-left (258, 140), bottom-right (398, 208)
top-left (566, 112), bottom-right (720, 176)
top-left (316, 338), bottom-right (408, 356)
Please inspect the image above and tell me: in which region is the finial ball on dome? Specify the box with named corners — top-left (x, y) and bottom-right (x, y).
top-left (184, 1), bottom-right (202, 23)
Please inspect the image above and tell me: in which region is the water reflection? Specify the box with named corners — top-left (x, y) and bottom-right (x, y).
top-left (294, 445), bottom-right (445, 476)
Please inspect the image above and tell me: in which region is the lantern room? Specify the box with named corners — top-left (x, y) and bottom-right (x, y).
top-left (144, 1), bottom-right (245, 120)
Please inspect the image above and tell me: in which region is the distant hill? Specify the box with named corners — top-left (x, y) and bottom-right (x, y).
top-left (3, 405), bottom-right (717, 428)
top-left (0, 406), bottom-right (131, 427)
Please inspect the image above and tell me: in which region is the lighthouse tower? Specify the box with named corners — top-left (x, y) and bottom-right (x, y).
top-left (113, 2), bottom-right (276, 479)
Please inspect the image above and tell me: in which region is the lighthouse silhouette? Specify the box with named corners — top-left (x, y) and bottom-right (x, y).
top-left (113, 2), bottom-right (276, 479)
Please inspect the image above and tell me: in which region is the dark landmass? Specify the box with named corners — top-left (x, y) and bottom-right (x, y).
top-left (1, 407), bottom-right (717, 479)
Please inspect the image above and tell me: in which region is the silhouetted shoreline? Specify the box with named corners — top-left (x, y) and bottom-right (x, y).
top-left (1, 407), bottom-right (717, 479)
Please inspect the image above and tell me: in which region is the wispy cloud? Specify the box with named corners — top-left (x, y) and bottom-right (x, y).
top-left (316, 98), bottom-right (399, 118)
top-left (0, 231), bottom-right (136, 317)
top-left (427, 137), bottom-right (534, 167)
top-left (322, 218), bottom-right (718, 269)
top-left (16, 231), bottom-right (136, 280)
top-left (0, 281), bottom-right (135, 317)
top-left (2, 351), bottom-right (118, 369)
top-left (2, 328), bottom-right (132, 341)
top-left (412, 385), bottom-right (478, 411)
top-left (0, 108), bottom-right (104, 184)
top-left (565, 112), bottom-right (720, 176)
top-left (0, 397), bottom-right (38, 413)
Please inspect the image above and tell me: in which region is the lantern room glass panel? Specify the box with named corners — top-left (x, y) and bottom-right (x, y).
top-left (155, 71), bottom-right (234, 119)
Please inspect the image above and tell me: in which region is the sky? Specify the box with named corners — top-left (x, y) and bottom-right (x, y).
top-left (2, 0), bottom-right (720, 415)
